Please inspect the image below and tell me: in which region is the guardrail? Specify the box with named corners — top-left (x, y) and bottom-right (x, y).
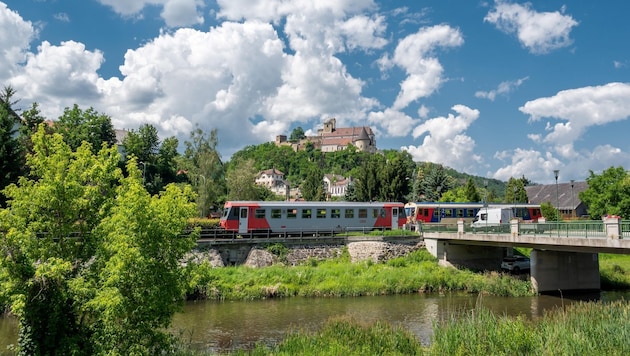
top-left (417, 220), bottom-right (623, 239)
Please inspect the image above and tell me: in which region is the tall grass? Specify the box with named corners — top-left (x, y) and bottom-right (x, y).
top-left (430, 300), bottom-right (630, 356)
top-left (234, 317), bottom-right (424, 356)
top-left (183, 249), bottom-right (534, 301)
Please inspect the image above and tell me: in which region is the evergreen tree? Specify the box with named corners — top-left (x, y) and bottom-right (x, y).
top-left (0, 86), bottom-right (22, 207)
top-left (464, 177), bottom-right (481, 202)
top-left (301, 165), bottom-right (326, 201)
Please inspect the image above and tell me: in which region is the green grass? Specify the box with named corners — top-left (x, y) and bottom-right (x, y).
top-left (183, 249), bottom-right (535, 301)
top-left (173, 301), bottom-right (630, 355)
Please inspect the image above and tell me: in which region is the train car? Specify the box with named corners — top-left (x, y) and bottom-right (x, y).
top-left (220, 201), bottom-right (407, 233)
top-left (405, 202), bottom-right (542, 224)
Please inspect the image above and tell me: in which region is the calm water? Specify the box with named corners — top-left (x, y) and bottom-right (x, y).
top-left (1, 292), bottom-right (628, 354)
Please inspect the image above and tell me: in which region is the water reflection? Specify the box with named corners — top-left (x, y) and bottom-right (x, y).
top-left (1, 291), bottom-right (628, 355)
top-left (168, 291), bottom-right (628, 354)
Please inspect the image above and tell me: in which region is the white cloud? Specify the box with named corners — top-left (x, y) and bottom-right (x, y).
top-left (475, 76), bottom-right (528, 101)
top-left (367, 109), bottom-right (417, 137)
top-left (379, 24), bottom-right (463, 110)
top-left (519, 82), bottom-right (630, 154)
top-left (485, 1), bottom-right (578, 54)
top-left (96, 0), bottom-right (204, 27)
top-left (10, 41), bottom-right (104, 119)
top-left (401, 105), bottom-right (481, 173)
top-left (492, 148), bottom-right (562, 183)
top-left (0, 3), bottom-right (36, 81)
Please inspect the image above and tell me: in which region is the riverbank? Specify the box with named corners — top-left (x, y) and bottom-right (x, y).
top-left (212, 299), bottom-right (629, 355)
top-left (183, 247), bottom-right (535, 301)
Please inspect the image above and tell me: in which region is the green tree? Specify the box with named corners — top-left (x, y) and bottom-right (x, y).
top-left (504, 177), bottom-right (528, 203)
top-left (580, 166), bottom-right (630, 219)
top-left (226, 159), bottom-right (267, 201)
top-left (54, 104), bottom-right (116, 153)
top-left (352, 154), bottom-right (384, 201)
top-left (0, 86), bottom-right (22, 207)
top-left (540, 201), bottom-right (559, 221)
top-left (378, 151), bottom-right (413, 202)
top-left (301, 165), bottom-right (326, 201)
top-left (180, 126), bottom-right (226, 216)
top-left (421, 164), bottom-right (455, 201)
top-left (464, 177), bottom-right (481, 202)
top-left (0, 126), bottom-right (197, 354)
top-left (289, 126), bottom-right (306, 141)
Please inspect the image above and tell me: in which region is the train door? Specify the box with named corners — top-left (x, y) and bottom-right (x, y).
top-left (238, 207), bottom-right (249, 234)
top-left (391, 207), bottom-right (399, 229)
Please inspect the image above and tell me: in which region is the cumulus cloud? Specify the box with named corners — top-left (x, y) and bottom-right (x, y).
top-left (485, 1), bottom-right (578, 54)
top-left (401, 105), bottom-right (481, 174)
top-left (475, 76), bottom-right (528, 101)
top-left (0, 3), bottom-right (36, 81)
top-left (96, 0), bottom-right (204, 27)
top-left (519, 82), bottom-right (630, 151)
top-left (379, 24), bottom-right (463, 110)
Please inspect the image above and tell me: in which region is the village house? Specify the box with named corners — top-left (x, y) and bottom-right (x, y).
top-left (323, 174), bottom-right (352, 199)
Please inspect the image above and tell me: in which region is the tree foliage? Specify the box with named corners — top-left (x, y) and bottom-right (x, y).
top-left (540, 201), bottom-right (559, 221)
top-left (301, 165), bottom-right (326, 201)
top-left (289, 126), bottom-right (306, 141)
top-left (0, 126), bottom-right (197, 354)
top-left (580, 166), bottom-right (630, 219)
top-left (0, 86), bottom-right (22, 207)
top-left (54, 104), bottom-right (116, 153)
top-left (504, 177), bottom-right (528, 203)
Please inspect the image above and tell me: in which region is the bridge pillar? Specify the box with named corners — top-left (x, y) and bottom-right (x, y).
top-left (530, 249), bottom-right (600, 293)
top-left (425, 239), bottom-right (508, 271)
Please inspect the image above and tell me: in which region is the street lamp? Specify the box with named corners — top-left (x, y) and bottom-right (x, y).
top-left (554, 169), bottom-right (559, 236)
top-left (484, 179), bottom-right (488, 231)
top-left (437, 186), bottom-right (442, 223)
top-left (199, 174), bottom-right (207, 217)
top-left (139, 161), bottom-right (146, 185)
top-left (570, 179), bottom-right (575, 219)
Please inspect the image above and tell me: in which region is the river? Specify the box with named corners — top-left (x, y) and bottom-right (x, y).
top-left (3, 291), bottom-right (623, 354)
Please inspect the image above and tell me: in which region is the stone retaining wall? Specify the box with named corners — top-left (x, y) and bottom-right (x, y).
top-left (186, 240), bottom-right (425, 268)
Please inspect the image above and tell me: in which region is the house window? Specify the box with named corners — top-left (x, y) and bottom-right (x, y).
top-left (331, 209), bottom-right (340, 218)
top-left (254, 209), bottom-right (265, 219)
top-left (271, 209), bottom-right (282, 219)
top-left (302, 209), bottom-right (312, 219)
top-left (317, 209), bottom-right (327, 218)
top-left (358, 209), bottom-right (367, 218)
top-left (345, 209), bottom-right (354, 218)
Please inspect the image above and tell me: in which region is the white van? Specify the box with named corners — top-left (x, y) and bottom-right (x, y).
top-left (471, 208), bottom-right (513, 229)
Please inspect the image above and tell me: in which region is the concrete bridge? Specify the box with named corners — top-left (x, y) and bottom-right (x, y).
top-left (421, 216), bottom-right (630, 293)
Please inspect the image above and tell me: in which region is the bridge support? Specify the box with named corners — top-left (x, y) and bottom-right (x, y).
top-left (425, 239), bottom-right (508, 271)
top-left (530, 249), bottom-right (600, 293)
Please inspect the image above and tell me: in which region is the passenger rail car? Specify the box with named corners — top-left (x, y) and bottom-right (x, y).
top-left (405, 202), bottom-right (542, 224)
top-left (220, 201), bottom-right (407, 233)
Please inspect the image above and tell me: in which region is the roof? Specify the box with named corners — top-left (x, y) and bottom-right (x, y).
top-left (258, 168), bottom-right (284, 176)
top-left (524, 181), bottom-right (588, 210)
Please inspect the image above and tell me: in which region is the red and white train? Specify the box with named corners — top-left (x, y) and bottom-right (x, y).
top-left (220, 201), bottom-right (407, 233)
top-left (405, 201), bottom-right (542, 224)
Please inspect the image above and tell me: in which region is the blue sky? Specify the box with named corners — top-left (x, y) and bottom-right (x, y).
top-left (2, 1), bottom-right (629, 184)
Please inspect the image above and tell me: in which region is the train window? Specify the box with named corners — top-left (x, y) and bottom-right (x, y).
top-left (358, 209), bottom-right (367, 218)
top-left (240, 208), bottom-right (248, 219)
top-left (345, 209), bottom-right (354, 218)
top-left (287, 209), bottom-right (297, 218)
top-left (444, 209), bottom-right (453, 218)
top-left (302, 209), bottom-right (312, 219)
top-left (271, 209), bottom-right (282, 219)
top-left (254, 209), bottom-right (265, 219)
top-left (457, 209), bottom-right (463, 218)
top-left (331, 209), bottom-right (340, 218)
top-left (317, 209), bottom-right (327, 218)
top-left (433, 209), bottom-right (439, 217)
top-left (371, 209), bottom-right (378, 218)
top-left (466, 209), bottom-right (475, 217)
top-left (380, 208), bottom-right (386, 218)
top-left (423, 209), bottom-right (429, 217)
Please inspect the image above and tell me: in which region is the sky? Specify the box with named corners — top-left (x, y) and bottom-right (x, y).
top-left (1, 0), bottom-right (630, 184)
